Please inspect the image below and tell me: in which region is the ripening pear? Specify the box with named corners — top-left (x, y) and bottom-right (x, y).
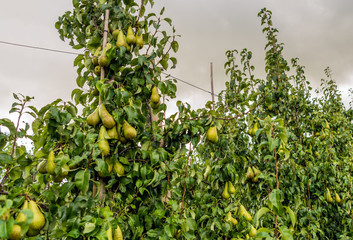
top-left (87, 107), bottom-right (100, 126)
top-left (136, 33), bottom-right (143, 49)
top-left (126, 26), bottom-right (136, 44)
top-left (239, 204), bottom-right (252, 221)
top-left (228, 181), bottom-right (236, 194)
top-left (225, 212), bottom-right (238, 226)
top-left (16, 200), bottom-right (29, 223)
top-left (113, 160), bottom-right (125, 176)
top-left (28, 200), bottom-right (45, 231)
top-left (206, 126), bottom-right (218, 144)
top-left (94, 65), bottom-right (101, 75)
top-left (10, 224), bottom-right (22, 240)
top-left (112, 29), bottom-right (120, 39)
top-left (252, 166), bottom-right (261, 176)
top-left (0, 209), bottom-right (10, 221)
top-left (116, 31), bottom-right (127, 48)
top-left (47, 150), bottom-right (56, 175)
top-left (222, 182), bottom-right (230, 199)
top-left (203, 165), bottom-right (211, 180)
top-left (246, 166), bottom-right (255, 180)
top-left (107, 126), bottom-right (119, 139)
top-left (326, 188), bottom-right (333, 203)
top-left (107, 226), bottom-right (113, 240)
top-left (150, 86), bottom-right (161, 104)
top-left (92, 47), bottom-right (101, 65)
top-left (98, 126), bottom-right (110, 156)
top-left (99, 104), bottom-right (116, 129)
top-left (98, 53), bottom-right (110, 67)
top-left (114, 225), bottom-right (123, 240)
top-left (249, 225), bottom-right (257, 237)
top-left (335, 191), bottom-right (341, 204)
top-left (123, 121), bottom-right (137, 140)
top-left (37, 160), bottom-right (47, 174)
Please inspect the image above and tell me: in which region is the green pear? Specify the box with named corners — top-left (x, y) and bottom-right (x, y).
top-left (61, 164), bottom-right (70, 177)
top-left (249, 225), bottom-right (257, 237)
top-left (47, 150), bottom-right (56, 175)
top-left (203, 165), bottom-right (211, 180)
top-left (117, 123), bottom-right (127, 143)
top-left (87, 107), bottom-right (100, 126)
top-left (246, 166), bottom-right (255, 180)
top-left (98, 126), bottom-right (110, 156)
top-left (113, 160), bottom-right (125, 176)
top-left (107, 126), bottom-right (119, 139)
top-left (222, 182), bottom-right (230, 199)
top-left (112, 29), bottom-right (120, 39)
top-left (326, 188), bottom-right (333, 203)
top-left (0, 209), bottom-right (10, 221)
top-left (206, 126), bottom-right (218, 144)
top-left (228, 181), bottom-right (236, 194)
top-left (252, 166), bottom-right (261, 176)
top-left (239, 204), bottom-right (252, 221)
top-left (126, 26), bottom-right (136, 44)
top-left (116, 31), bottom-right (127, 48)
top-left (225, 211), bottom-right (238, 226)
top-left (16, 200), bottom-right (29, 223)
top-left (150, 100), bottom-right (161, 110)
top-left (98, 53), bottom-right (110, 67)
top-left (123, 121), bottom-right (137, 140)
top-left (107, 226), bottom-right (113, 240)
top-left (335, 191), bottom-right (341, 204)
top-left (92, 46), bottom-right (101, 65)
top-left (114, 225), bottom-right (123, 240)
top-left (37, 160), bottom-right (47, 174)
top-left (106, 157), bottom-right (113, 173)
top-left (99, 104), bottom-right (116, 129)
top-left (136, 33), bottom-right (144, 49)
top-left (150, 86), bottom-right (161, 104)
top-left (10, 224), bottom-right (22, 240)
top-left (94, 65), bottom-right (101, 75)
top-left (28, 200), bottom-right (45, 231)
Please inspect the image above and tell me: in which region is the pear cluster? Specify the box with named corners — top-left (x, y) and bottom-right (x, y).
top-left (9, 200), bottom-right (46, 239)
top-left (106, 225), bottom-right (124, 240)
top-left (246, 165), bottom-right (261, 182)
top-left (248, 122), bottom-right (259, 137)
top-left (150, 86), bottom-right (161, 110)
top-left (37, 150), bottom-right (70, 183)
top-left (326, 188), bottom-right (341, 204)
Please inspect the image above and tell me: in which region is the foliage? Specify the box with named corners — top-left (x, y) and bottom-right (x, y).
top-left (0, 2), bottom-right (353, 240)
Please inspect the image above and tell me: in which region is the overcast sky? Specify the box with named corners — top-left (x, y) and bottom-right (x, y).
top-left (1, 1), bottom-right (353, 127)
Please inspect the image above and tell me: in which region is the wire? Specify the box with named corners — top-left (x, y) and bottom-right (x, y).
top-left (0, 40), bottom-right (218, 97)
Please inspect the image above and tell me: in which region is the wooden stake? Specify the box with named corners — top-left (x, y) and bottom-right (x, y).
top-left (99, 9), bottom-right (110, 104)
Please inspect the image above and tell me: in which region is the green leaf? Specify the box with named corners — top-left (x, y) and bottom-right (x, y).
top-left (83, 222), bottom-right (96, 234)
top-left (0, 153), bottom-right (13, 164)
top-left (171, 41), bottom-right (179, 53)
top-left (74, 170), bottom-right (90, 194)
top-left (284, 206), bottom-right (296, 227)
top-left (0, 118), bottom-right (16, 135)
top-left (254, 207), bottom-right (271, 228)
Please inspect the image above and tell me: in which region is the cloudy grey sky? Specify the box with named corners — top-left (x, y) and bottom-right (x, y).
top-left (1, 1), bottom-right (353, 126)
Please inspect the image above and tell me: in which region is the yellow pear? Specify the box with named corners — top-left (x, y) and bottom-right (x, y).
top-left (203, 165), bottom-right (211, 180)
top-left (46, 150), bottom-right (56, 175)
top-left (222, 182), bottom-right (230, 199)
top-left (239, 204), bottom-right (252, 221)
top-left (136, 33), bottom-right (144, 49)
top-left (126, 26), bottom-right (136, 44)
top-left (99, 104), bottom-right (116, 129)
top-left (10, 224), bottom-right (22, 240)
top-left (98, 126), bottom-right (110, 156)
top-left (123, 121), bottom-right (137, 140)
top-left (335, 191), bottom-right (341, 204)
top-left (98, 53), bottom-right (110, 67)
top-left (107, 126), bottom-right (119, 139)
top-left (326, 188), bottom-right (333, 203)
top-left (107, 226), bottom-right (113, 240)
top-left (249, 225), bottom-right (257, 237)
top-left (113, 160), bottom-right (125, 176)
top-left (228, 181), bottom-right (236, 194)
top-left (92, 46), bottom-right (101, 65)
top-left (114, 225), bottom-right (123, 240)
top-left (87, 107), bottom-right (100, 126)
top-left (206, 126), bottom-right (218, 144)
top-left (116, 31), bottom-right (127, 48)
top-left (150, 86), bottom-right (161, 104)
top-left (252, 166), bottom-right (261, 176)
top-left (28, 200), bottom-right (45, 231)
top-left (16, 200), bottom-right (29, 223)
top-left (246, 166), bottom-right (255, 180)
top-left (225, 211), bottom-right (238, 226)
top-left (94, 65), bottom-right (101, 76)
top-left (37, 160), bottom-right (47, 174)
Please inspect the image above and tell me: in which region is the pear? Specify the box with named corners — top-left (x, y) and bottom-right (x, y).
top-left (94, 65), bottom-right (101, 75)
top-left (225, 211), bottom-right (238, 226)
top-left (16, 200), bottom-right (29, 223)
top-left (203, 165), bottom-right (211, 180)
top-left (114, 225), bottom-right (123, 240)
top-left (123, 121), bottom-right (137, 140)
top-left (98, 53), bottom-right (110, 67)
top-left (150, 86), bottom-right (161, 104)
top-left (98, 126), bottom-right (110, 156)
top-left (0, 209), bottom-right (10, 220)
top-left (150, 100), bottom-right (161, 110)
top-left (61, 164), bottom-right (70, 177)
top-left (136, 33), bottom-right (144, 49)
top-left (206, 126), bottom-right (218, 144)
top-left (239, 204), bottom-right (252, 221)
top-left (112, 29), bottom-right (120, 39)
top-left (51, 174), bottom-right (65, 183)
top-left (113, 160), bottom-right (125, 176)
top-left (99, 104), bottom-right (116, 129)
top-left (335, 191), bottom-right (341, 204)
top-left (116, 31), bottom-right (127, 48)
top-left (107, 226), bottom-right (113, 240)
top-left (107, 126), bottom-right (119, 139)
top-left (37, 160), bottom-right (47, 174)
top-left (228, 181), bottom-right (236, 194)
top-left (117, 123), bottom-right (127, 143)
top-left (10, 224), bottom-right (22, 240)
top-left (87, 107), bottom-right (100, 126)
top-left (326, 188), bottom-right (333, 203)
top-left (126, 26), bottom-right (136, 45)
top-left (246, 166), bottom-right (255, 180)
top-left (222, 182), bottom-right (230, 199)
top-left (249, 225), bottom-right (257, 237)
top-left (28, 200), bottom-right (45, 230)
top-left (92, 46), bottom-right (101, 65)
top-left (106, 157), bottom-right (113, 173)
top-left (47, 150), bottom-right (56, 175)
top-left (26, 228), bottom-right (40, 237)
top-left (252, 166), bottom-right (261, 176)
